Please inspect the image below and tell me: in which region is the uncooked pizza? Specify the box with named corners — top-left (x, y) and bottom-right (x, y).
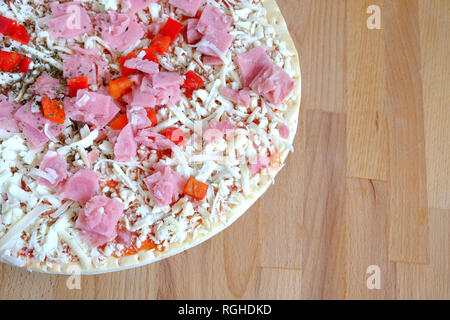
top-left (0, 0), bottom-right (300, 273)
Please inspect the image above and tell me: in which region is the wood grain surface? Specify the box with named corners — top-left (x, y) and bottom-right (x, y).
top-left (0, 0), bottom-right (449, 300)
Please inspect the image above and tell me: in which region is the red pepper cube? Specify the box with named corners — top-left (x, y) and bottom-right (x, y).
top-left (0, 50), bottom-right (23, 73)
top-left (149, 34), bottom-right (172, 55)
top-left (183, 177), bottom-right (208, 201)
top-left (146, 108), bottom-right (158, 127)
top-left (68, 76), bottom-right (89, 97)
top-left (16, 56), bottom-right (31, 73)
top-left (11, 24), bottom-right (30, 44)
top-left (165, 127), bottom-right (184, 145)
top-left (182, 71), bottom-right (204, 96)
top-left (118, 52), bottom-right (139, 76)
top-left (160, 18), bottom-right (184, 44)
top-left (0, 16), bottom-right (17, 36)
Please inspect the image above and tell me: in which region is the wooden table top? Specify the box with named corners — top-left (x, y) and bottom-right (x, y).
top-left (0, 0), bottom-right (448, 300)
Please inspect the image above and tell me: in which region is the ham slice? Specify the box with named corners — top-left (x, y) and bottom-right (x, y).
top-left (38, 151), bottom-right (68, 188)
top-left (63, 46), bottom-right (109, 85)
top-left (202, 56), bottom-right (223, 66)
top-left (135, 129), bottom-right (176, 150)
top-left (114, 124), bottom-right (137, 162)
top-left (279, 124), bottom-right (290, 139)
top-left (88, 150), bottom-right (100, 165)
top-left (0, 95), bottom-right (19, 133)
top-left (169, 0), bottom-right (203, 16)
top-left (76, 196), bottom-right (124, 246)
top-left (46, 2), bottom-right (93, 39)
top-left (124, 58), bottom-right (159, 75)
top-left (144, 165), bottom-right (186, 207)
top-left (204, 120), bottom-right (234, 143)
top-left (197, 28), bottom-right (234, 61)
top-left (219, 87), bottom-right (251, 108)
top-left (196, 4), bottom-right (232, 34)
top-left (98, 12), bottom-right (145, 52)
top-left (130, 74), bottom-right (182, 108)
top-left (122, 0), bottom-right (156, 14)
top-left (58, 168), bottom-right (99, 203)
top-left (186, 19), bottom-right (202, 44)
top-left (13, 103), bottom-right (65, 149)
top-left (235, 46), bottom-right (272, 87)
top-left (29, 72), bottom-right (62, 99)
top-left (127, 107), bottom-right (152, 132)
top-left (249, 64), bottom-right (295, 106)
top-left (65, 89), bottom-right (120, 129)
top-left (251, 155), bottom-right (270, 175)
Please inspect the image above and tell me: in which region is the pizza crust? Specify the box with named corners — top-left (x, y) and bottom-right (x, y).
top-left (25, 0), bottom-right (302, 275)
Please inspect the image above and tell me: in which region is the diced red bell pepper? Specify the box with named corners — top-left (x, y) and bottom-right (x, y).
top-left (0, 16), bottom-right (17, 36)
top-left (160, 18), bottom-right (184, 44)
top-left (0, 50), bottom-right (23, 72)
top-left (146, 108), bottom-right (157, 127)
top-left (148, 34), bottom-right (172, 56)
top-left (182, 71), bottom-right (204, 96)
top-left (109, 76), bottom-right (134, 99)
top-left (118, 52), bottom-right (138, 76)
top-left (16, 56), bottom-right (31, 73)
top-left (183, 177), bottom-right (208, 201)
top-left (68, 76), bottom-right (89, 97)
top-left (0, 15), bottom-right (30, 44)
top-left (109, 113), bottom-right (128, 130)
top-left (142, 49), bottom-right (159, 64)
top-left (165, 127), bottom-right (184, 145)
top-left (42, 97), bottom-right (65, 124)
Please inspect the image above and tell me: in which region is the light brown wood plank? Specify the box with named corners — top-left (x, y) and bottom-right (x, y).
top-left (292, 0), bottom-right (347, 112)
top-left (396, 209), bottom-right (449, 299)
top-left (254, 267), bottom-right (302, 299)
top-left (344, 178), bottom-right (397, 299)
top-left (258, 108), bottom-right (304, 269)
top-left (346, 0), bottom-right (389, 180)
top-left (302, 110), bottom-right (347, 299)
top-left (419, 0), bottom-right (450, 210)
top-left (384, 0), bottom-right (429, 263)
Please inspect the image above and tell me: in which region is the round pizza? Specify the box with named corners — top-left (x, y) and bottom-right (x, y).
top-left (0, 0), bottom-right (301, 274)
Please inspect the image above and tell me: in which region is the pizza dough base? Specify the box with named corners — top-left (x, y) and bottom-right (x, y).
top-left (25, 0), bottom-right (302, 274)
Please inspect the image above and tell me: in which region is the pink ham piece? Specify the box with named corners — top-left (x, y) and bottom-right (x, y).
top-left (152, 72), bottom-right (184, 89)
top-left (279, 124), bottom-right (290, 139)
top-left (251, 155), bottom-right (270, 175)
top-left (235, 46), bottom-right (272, 87)
top-left (204, 120), bottom-right (234, 143)
top-left (76, 196), bottom-right (124, 246)
top-left (58, 168), bottom-right (99, 203)
top-left (29, 73), bottom-right (62, 100)
top-left (127, 107), bottom-right (153, 132)
top-left (169, 0), bottom-right (203, 16)
top-left (63, 46), bottom-right (109, 85)
top-left (144, 165), bottom-right (186, 207)
top-left (114, 124), bottom-right (137, 162)
top-left (124, 58), bottom-right (159, 75)
top-left (197, 28), bottom-right (234, 61)
top-left (116, 227), bottom-right (133, 246)
top-left (186, 19), bottom-right (202, 44)
top-left (130, 73), bottom-right (182, 108)
top-left (122, 0), bottom-right (156, 14)
top-left (88, 150), bottom-right (100, 165)
top-left (196, 4), bottom-right (232, 34)
top-left (219, 87), bottom-right (251, 108)
top-left (98, 12), bottom-right (145, 52)
top-left (202, 56), bottom-right (223, 66)
top-left (46, 2), bottom-right (93, 40)
top-left (135, 129), bottom-right (176, 150)
top-left (249, 64), bottom-right (295, 106)
top-left (38, 151), bottom-right (68, 188)
top-left (13, 103), bottom-right (65, 149)
top-left (0, 95), bottom-right (19, 133)
top-left (65, 89), bottom-right (120, 129)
